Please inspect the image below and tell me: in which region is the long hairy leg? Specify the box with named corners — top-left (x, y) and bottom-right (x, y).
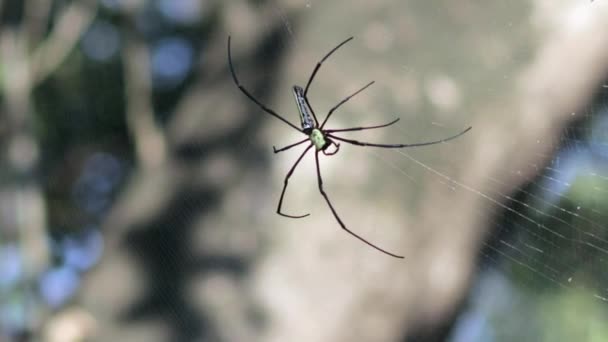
top-left (302, 37), bottom-right (356, 126)
top-left (277, 144), bottom-right (314, 218)
top-left (303, 37), bottom-right (354, 96)
top-left (228, 36), bottom-right (303, 133)
top-left (273, 138), bottom-right (309, 154)
top-left (328, 126), bottom-right (472, 149)
top-left (314, 151), bottom-right (404, 258)
top-left (320, 81), bottom-right (375, 128)
top-left (325, 118), bottom-right (399, 133)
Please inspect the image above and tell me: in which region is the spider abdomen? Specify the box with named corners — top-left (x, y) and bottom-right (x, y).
top-left (292, 85), bottom-right (315, 134)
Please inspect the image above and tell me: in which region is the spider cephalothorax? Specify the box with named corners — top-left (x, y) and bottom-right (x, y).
top-left (310, 128), bottom-right (333, 150)
top-left (228, 35), bottom-right (471, 258)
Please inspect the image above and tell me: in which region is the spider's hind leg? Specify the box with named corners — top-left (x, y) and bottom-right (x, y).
top-left (313, 150), bottom-right (404, 258)
top-left (277, 144), bottom-right (313, 219)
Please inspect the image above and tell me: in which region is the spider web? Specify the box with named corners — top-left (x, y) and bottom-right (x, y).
top-left (372, 109), bottom-right (608, 341)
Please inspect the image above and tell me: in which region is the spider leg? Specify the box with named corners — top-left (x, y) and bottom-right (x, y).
top-left (304, 97), bottom-right (320, 127)
top-left (327, 126), bottom-right (472, 149)
top-left (303, 37), bottom-right (354, 96)
top-left (325, 118), bottom-right (400, 133)
top-left (228, 36), bottom-right (303, 133)
top-left (277, 144), bottom-right (314, 219)
top-left (320, 81), bottom-right (375, 128)
top-left (273, 138), bottom-right (309, 154)
top-left (314, 151), bottom-right (404, 258)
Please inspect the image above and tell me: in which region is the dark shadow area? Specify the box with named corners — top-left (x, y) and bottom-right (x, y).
top-left (118, 26), bottom-right (295, 342)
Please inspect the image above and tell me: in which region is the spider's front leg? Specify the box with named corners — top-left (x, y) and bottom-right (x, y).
top-left (273, 138), bottom-right (309, 154)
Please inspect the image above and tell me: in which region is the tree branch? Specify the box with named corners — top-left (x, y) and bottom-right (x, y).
top-left (30, 0), bottom-right (98, 85)
top-left (24, 0), bottom-right (53, 50)
top-left (122, 32), bottom-right (168, 167)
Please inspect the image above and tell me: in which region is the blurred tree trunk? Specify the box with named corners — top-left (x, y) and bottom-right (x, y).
top-left (0, 0), bottom-right (96, 337)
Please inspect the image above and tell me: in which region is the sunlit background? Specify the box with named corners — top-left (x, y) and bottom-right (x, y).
top-left (1, 0), bottom-right (608, 341)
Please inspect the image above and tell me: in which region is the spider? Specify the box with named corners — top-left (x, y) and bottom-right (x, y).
top-left (227, 36), bottom-right (471, 258)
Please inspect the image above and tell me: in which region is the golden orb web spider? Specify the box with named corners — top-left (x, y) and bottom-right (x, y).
top-left (227, 36), bottom-right (472, 258)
